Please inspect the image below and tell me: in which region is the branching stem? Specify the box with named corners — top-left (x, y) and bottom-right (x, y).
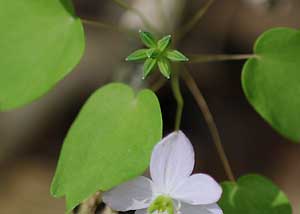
top-left (151, 77), bottom-right (167, 92)
top-left (188, 54), bottom-right (258, 63)
top-left (175, 0), bottom-right (215, 42)
top-left (182, 67), bottom-right (235, 182)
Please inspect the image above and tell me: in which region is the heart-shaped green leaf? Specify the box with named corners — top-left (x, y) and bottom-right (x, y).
top-left (219, 174), bottom-right (292, 214)
top-left (242, 28), bottom-right (300, 142)
top-left (0, 0), bottom-right (85, 111)
top-left (51, 83), bottom-right (162, 212)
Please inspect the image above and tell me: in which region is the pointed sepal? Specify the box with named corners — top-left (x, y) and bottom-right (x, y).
top-left (143, 58), bottom-right (157, 79)
top-left (139, 30), bottom-right (157, 48)
top-left (158, 58), bottom-right (171, 79)
top-left (166, 50), bottom-right (189, 62)
top-left (126, 49), bottom-right (148, 61)
top-left (158, 35), bottom-right (172, 52)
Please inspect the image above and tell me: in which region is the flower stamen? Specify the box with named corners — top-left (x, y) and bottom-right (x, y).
top-left (148, 195), bottom-right (175, 214)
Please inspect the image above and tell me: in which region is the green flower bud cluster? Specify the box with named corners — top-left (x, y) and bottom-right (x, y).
top-left (126, 31), bottom-right (189, 79)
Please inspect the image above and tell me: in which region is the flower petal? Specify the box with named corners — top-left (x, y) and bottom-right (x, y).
top-left (150, 131), bottom-right (195, 193)
top-left (180, 202), bottom-right (223, 214)
top-left (103, 176), bottom-right (155, 211)
top-left (205, 204), bottom-right (223, 214)
top-left (171, 174), bottom-right (222, 205)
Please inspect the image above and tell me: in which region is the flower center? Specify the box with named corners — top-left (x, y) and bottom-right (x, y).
top-left (148, 195), bottom-right (175, 214)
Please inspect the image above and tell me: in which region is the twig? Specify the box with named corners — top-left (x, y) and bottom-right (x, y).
top-left (188, 54), bottom-right (258, 63)
top-left (182, 67), bottom-right (235, 182)
top-left (174, 0), bottom-right (215, 42)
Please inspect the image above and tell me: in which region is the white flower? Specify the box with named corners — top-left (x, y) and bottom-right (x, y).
top-left (103, 131), bottom-right (223, 214)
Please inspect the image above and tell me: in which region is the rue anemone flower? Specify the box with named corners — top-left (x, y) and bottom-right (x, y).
top-left (103, 131), bottom-right (223, 214)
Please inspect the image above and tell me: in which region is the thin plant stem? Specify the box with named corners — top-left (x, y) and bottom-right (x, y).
top-left (111, 0), bottom-right (159, 34)
top-left (175, 0), bottom-right (215, 42)
top-left (188, 54), bottom-right (258, 63)
top-left (171, 66), bottom-right (184, 131)
top-left (81, 19), bottom-right (135, 36)
top-left (150, 54), bottom-right (257, 92)
top-left (151, 77), bottom-right (167, 92)
top-left (182, 66), bottom-right (235, 182)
